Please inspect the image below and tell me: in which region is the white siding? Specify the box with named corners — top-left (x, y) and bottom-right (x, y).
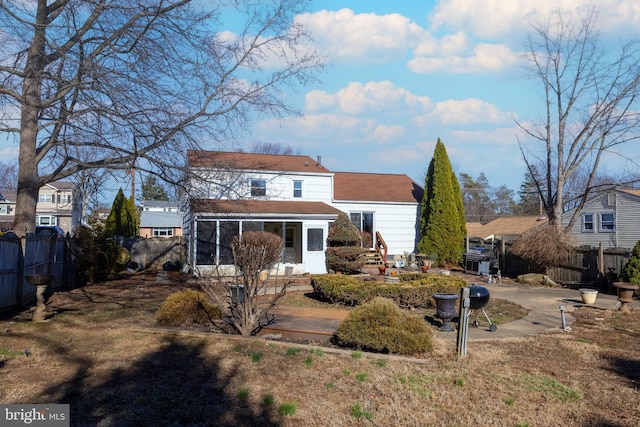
top-left (562, 191), bottom-right (640, 249)
top-left (332, 201), bottom-right (420, 256)
top-left (189, 169), bottom-right (333, 202)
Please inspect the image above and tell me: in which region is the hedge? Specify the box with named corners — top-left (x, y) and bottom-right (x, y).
top-left (310, 273), bottom-right (466, 308)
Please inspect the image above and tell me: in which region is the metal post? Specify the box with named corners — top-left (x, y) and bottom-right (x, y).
top-left (456, 287), bottom-right (470, 357)
top-left (559, 305), bottom-right (571, 332)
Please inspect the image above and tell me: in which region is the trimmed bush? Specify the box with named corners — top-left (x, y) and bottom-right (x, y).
top-left (156, 289), bottom-right (222, 327)
top-left (326, 212), bottom-right (368, 273)
top-left (335, 297), bottom-right (433, 355)
top-left (620, 240), bottom-right (640, 286)
top-left (311, 274), bottom-right (466, 308)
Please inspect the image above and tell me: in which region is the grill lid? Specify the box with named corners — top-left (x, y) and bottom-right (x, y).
top-left (468, 285), bottom-right (490, 309)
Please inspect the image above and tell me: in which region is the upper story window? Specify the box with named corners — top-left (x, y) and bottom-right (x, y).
top-left (293, 180), bottom-right (302, 198)
top-left (599, 212), bottom-right (616, 232)
top-left (59, 194), bottom-right (70, 204)
top-left (39, 194), bottom-right (53, 203)
top-left (250, 179), bottom-right (266, 197)
top-left (581, 213), bottom-right (594, 233)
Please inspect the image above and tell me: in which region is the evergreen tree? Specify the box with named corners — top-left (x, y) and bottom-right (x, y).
top-left (418, 139), bottom-right (466, 266)
top-left (141, 175), bottom-right (169, 202)
top-left (105, 188), bottom-right (140, 237)
top-left (516, 165), bottom-right (542, 215)
top-left (620, 240), bottom-right (640, 285)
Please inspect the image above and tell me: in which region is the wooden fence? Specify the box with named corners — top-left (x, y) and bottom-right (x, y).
top-left (117, 236), bottom-right (186, 269)
top-left (505, 246), bottom-right (632, 291)
top-left (0, 233), bottom-right (71, 313)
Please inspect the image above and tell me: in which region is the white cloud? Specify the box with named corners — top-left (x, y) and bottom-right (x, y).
top-left (430, 0), bottom-right (640, 39)
top-left (415, 98), bottom-right (512, 126)
top-left (306, 81), bottom-right (432, 115)
top-left (409, 42), bottom-right (521, 74)
top-left (372, 124), bottom-right (404, 142)
top-left (295, 8), bottom-right (426, 64)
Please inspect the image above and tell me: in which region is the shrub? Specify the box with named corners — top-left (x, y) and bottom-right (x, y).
top-left (620, 240), bottom-right (640, 286)
top-left (326, 213), bottom-right (368, 273)
top-left (311, 274), bottom-right (465, 308)
top-left (326, 246), bottom-right (368, 273)
top-left (335, 297), bottom-right (433, 355)
top-left (72, 217), bottom-right (131, 284)
top-left (156, 289), bottom-right (222, 327)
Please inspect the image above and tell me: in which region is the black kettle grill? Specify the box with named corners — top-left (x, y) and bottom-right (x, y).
top-left (468, 284), bottom-right (497, 332)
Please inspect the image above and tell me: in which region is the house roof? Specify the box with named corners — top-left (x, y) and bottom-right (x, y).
top-left (187, 150), bottom-right (332, 174)
top-left (333, 172), bottom-right (423, 203)
top-left (140, 211), bottom-right (183, 228)
top-left (619, 188), bottom-right (640, 198)
top-left (467, 216), bottom-right (548, 239)
top-left (45, 181), bottom-right (75, 191)
top-left (190, 199), bottom-right (342, 216)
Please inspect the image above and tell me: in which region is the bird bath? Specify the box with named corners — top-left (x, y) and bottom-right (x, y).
top-left (25, 274), bottom-right (54, 322)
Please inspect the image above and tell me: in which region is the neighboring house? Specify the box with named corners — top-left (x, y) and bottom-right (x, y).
top-left (561, 188), bottom-right (640, 249)
top-left (184, 150), bottom-right (423, 274)
top-left (0, 182), bottom-right (82, 235)
top-left (466, 216), bottom-right (548, 246)
top-left (139, 200), bottom-right (183, 238)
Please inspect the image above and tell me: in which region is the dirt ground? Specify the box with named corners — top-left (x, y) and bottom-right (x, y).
top-left (1, 271), bottom-right (639, 426)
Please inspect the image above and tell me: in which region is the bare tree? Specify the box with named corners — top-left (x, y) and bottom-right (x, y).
top-left (200, 231), bottom-right (289, 336)
top-left (0, 162), bottom-right (18, 192)
top-left (517, 8), bottom-right (640, 230)
top-left (0, 0), bottom-right (323, 237)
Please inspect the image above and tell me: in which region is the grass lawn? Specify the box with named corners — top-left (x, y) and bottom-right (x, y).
top-left (1, 271), bottom-right (638, 426)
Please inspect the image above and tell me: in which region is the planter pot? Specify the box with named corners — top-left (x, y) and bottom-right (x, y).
top-left (613, 282), bottom-right (639, 314)
top-left (378, 266), bottom-right (387, 275)
top-left (579, 289), bottom-right (598, 305)
top-left (432, 293), bottom-right (459, 332)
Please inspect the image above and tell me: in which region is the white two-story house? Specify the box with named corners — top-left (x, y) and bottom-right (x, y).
top-left (183, 150), bottom-right (424, 274)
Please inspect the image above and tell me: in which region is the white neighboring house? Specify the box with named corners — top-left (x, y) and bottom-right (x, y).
top-left (139, 200), bottom-right (183, 238)
top-left (562, 188), bottom-right (640, 250)
top-left (184, 150), bottom-right (424, 274)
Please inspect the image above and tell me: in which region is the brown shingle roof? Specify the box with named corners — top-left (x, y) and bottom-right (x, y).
top-left (619, 188), bottom-right (640, 197)
top-left (190, 199), bottom-right (342, 216)
top-left (187, 150), bottom-right (331, 174)
top-left (466, 216), bottom-right (547, 238)
top-left (333, 172), bottom-right (423, 203)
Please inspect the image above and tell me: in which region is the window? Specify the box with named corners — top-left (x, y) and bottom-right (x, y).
top-left (349, 212), bottom-right (374, 248)
top-left (293, 180), bottom-right (302, 198)
top-left (250, 179), bottom-right (266, 197)
top-left (59, 194), bottom-right (70, 204)
top-left (582, 213), bottom-right (594, 233)
top-left (153, 228), bottom-right (173, 237)
top-left (36, 215), bottom-right (57, 226)
top-left (307, 228), bottom-right (323, 251)
top-left (39, 194), bottom-right (53, 203)
top-left (599, 212), bottom-right (615, 232)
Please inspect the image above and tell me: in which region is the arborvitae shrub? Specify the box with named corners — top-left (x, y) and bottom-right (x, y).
top-left (328, 212), bottom-right (362, 246)
top-left (326, 247), bottom-right (367, 273)
top-left (335, 297), bottom-right (433, 355)
top-left (620, 240), bottom-right (640, 285)
top-left (156, 289), bottom-right (222, 327)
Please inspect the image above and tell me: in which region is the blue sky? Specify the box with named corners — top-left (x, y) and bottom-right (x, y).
top-left (235, 0), bottom-right (640, 192)
top-left (2, 0), bottom-right (640, 200)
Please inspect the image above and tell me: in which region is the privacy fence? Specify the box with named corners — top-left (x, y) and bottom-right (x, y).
top-left (0, 233), bottom-right (73, 313)
top-left (505, 246), bottom-right (632, 291)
